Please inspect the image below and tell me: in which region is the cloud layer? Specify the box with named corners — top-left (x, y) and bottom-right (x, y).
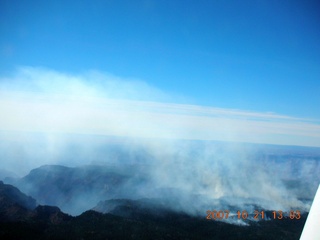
top-left (0, 66), bottom-right (320, 147)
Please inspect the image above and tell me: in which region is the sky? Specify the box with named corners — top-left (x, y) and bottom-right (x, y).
top-left (1, 1), bottom-right (320, 216)
top-left (0, 0), bottom-right (320, 147)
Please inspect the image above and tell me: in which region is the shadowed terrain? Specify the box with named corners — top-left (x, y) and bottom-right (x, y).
top-left (0, 181), bottom-right (307, 240)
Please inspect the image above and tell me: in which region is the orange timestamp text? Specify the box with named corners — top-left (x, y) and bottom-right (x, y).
top-left (206, 210), bottom-right (301, 220)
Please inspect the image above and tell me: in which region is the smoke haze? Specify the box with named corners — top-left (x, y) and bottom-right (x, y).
top-left (0, 67), bottom-right (320, 220)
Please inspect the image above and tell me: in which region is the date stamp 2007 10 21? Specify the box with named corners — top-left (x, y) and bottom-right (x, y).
top-left (206, 210), bottom-right (301, 220)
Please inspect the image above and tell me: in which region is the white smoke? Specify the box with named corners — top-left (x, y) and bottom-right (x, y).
top-left (0, 66), bottom-right (319, 218)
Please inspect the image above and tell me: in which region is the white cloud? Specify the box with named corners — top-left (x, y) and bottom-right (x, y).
top-left (1, 66), bottom-right (320, 147)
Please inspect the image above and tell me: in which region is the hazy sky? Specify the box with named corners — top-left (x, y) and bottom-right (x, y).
top-left (1, 0), bottom-right (320, 146)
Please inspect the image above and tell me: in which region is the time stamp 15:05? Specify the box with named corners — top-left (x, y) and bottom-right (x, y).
top-left (206, 210), bottom-right (302, 220)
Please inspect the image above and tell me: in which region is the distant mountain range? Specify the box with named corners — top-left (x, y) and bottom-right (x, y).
top-left (4, 157), bottom-right (319, 216)
top-left (5, 164), bottom-right (154, 215)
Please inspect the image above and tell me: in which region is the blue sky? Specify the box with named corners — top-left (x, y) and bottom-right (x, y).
top-left (0, 0), bottom-right (320, 146)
